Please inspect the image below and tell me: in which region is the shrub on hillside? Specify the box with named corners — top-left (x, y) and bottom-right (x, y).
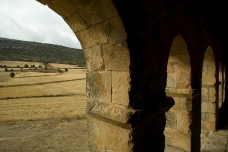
top-left (24, 64), bottom-right (28, 68)
top-left (10, 72), bottom-right (15, 78)
top-left (65, 68), bottom-right (68, 72)
top-left (5, 68), bottom-right (8, 72)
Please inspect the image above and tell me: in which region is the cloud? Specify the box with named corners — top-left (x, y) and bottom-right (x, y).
top-left (0, 0), bottom-right (81, 49)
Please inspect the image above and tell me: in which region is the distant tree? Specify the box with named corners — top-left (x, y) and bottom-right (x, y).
top-left (5, 68), bottom-right (8, 72)
top-left (10, 72), bottom-right (15, 78)
top-left (11, 69), bottom-right (13, 71)
top-left (17, 65), bottom-right (19, 68)
top-left (65, 68), bottom-right (68, 72)
top-left (24, 64), bottom-right (28, 68)
top-left (3, 65), bottom-right (6, 68)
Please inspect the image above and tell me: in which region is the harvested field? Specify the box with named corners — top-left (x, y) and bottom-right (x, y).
top-left (0, 61), bottom-right (88, 152)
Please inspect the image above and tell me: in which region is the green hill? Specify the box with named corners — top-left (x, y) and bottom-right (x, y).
top-left (0, 37), bottom-right (85, 67)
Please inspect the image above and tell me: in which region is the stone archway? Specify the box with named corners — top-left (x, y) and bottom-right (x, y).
top-left (201, 46), bottom-right (216, 145)
top-left (36, 0), bottom-right (132, 151)
top-left (165, 35), bottom-right (193, 152)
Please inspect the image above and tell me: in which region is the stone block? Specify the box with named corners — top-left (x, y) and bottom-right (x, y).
top-left (165, 128), bottom-right (191, 151)
top-left (87, 71), bottom-right (111, 103)
top-left (171, 97), bottom-right (192, 111)
top-left (201, 112), bottom-right (207, 121)
top-left (48, 0), bottom-right (77, 17)
top-left (176, 70), bottom-right (191, 89)
top-left (176, 111), bottom-right (191, 133)
top-left (87, 116), bottom-right (132, 152)
top-left (205, 113), bottom-right (216, 123)
top-left (208, 88), bottom-right (216, 102)
top-left (201, 120), bottom-right (216, 131)
top-left (167, 62), bottom-right (175, 73)
top-left (102, 41), bottom-right (130, 71)
top-left (78, 0), bottom-right (118, 25)
top-left (112, 71), bottom-right (130, 106)
top-left (64, 12), bottom-right (88, 32)
top-left (76, 24), bottom-right (107, 49)
top-left (167, 73), bottom-right (176, 88)
top-left (86, 101), bottom-right (133, 123)
top-left (201, 102), bottom-right (216, 113)
top-left (201, 87), bottom-right (209, 102)
top-left (103, 16), bottom-right (127, 43)
top-left (84, 45), bottom-right (103, 71)
top-left (165, 111), bottom-right (177, 128)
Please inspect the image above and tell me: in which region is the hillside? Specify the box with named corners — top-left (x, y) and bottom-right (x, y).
top-left (0, 37), bottom-right (85, 67)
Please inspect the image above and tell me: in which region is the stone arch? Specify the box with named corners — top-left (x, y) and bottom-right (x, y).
top-left (36, 1), bottom-right (131, 151)
top-left (166, 35), bottom-right (191, 92)
top-left (201, 46), bottom-right (216, 145)
top-left (165, 35), bottom-right (193, 152)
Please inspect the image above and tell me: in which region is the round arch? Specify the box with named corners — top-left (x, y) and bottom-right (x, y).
top-left (165, 35), bottom-right (192, 151)
top-left (201, 46), bottom-right (216, 145)
top-left (36, 0), bottom-right (132, 151)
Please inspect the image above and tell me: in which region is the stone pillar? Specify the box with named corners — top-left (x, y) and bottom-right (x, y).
top-left (165, 90), bottom-right (201, 152)
top-left (85, 54), bottom-right (174, 151)
top-left (87, 94), bottom-right (174, 152)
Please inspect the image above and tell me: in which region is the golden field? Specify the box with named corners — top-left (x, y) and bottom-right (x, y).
top-left (0, 61), bottom-right (89, 152)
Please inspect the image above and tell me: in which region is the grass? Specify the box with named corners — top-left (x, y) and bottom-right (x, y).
top-left (0, 96), bottom-right (86, 122)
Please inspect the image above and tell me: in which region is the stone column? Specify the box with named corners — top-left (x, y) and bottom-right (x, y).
top-left (165, 90), bottom-right (201, 152)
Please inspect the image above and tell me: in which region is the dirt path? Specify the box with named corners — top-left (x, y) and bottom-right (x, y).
top-left (0, 119), bottom-right (89, 152)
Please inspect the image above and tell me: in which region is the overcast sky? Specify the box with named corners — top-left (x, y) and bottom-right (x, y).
top-left (0, 0), bottom-right (82, 49)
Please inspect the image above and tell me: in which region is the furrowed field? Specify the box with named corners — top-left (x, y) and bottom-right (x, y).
top-left (0, 61), bottom-right (89, 152)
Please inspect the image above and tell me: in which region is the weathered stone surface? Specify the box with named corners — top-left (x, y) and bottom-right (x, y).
top-left (205, 113), bottom-right (216, 123)
top-left (170, 97), bottom-right (192, 111)
top-left (201, 102), bottom-right (216, 113)
top-left (76, 24), bottom-right (107, 49)
top-left (102, 41), bottom-right (130, 71)
top-left (103, 16), bottom-right (127, 43)
top-left (201, 120), bottom-right (216, 131)
top-left (84, 45), bottom-right (103, 71)
top-left (86, 101), bottom-right (134, 123)
top-left (112, 71), bottom-right (130, 106)
top-left (201, 87), bottom-right (209, 101)
top-left (201, 129), bottom-right (228, 152)
top-left (87, 71), bottom-right (111, 103)
top-left (165, 145), bottom-right (187, 152)
top-left (175, 68), bottom-right (191, 89)
top-left (167, 73), bottom-right (176, 88)
top-left (208, 88), bottom-right (216, 102)
top-left (165, 128), bottom-right (191, 151)
top-left (48, 0), bottom-right (77, 17)
top-left (176, 111), bottom-right (191, 133)
top-left (64, 12), bottom-right (88, 32)
top-left (78, 0), bottom-right (118, 25)
top-left (165, 111), bottom-right (177, 128)
top-left (87, 116), bottom-right (132, 152)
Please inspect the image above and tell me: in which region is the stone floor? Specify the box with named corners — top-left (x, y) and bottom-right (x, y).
top-left (201, 121), bottom-right (228, 152)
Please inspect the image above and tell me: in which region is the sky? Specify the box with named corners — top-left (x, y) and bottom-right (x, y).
top-left (0, 0), bottom-right (82, 49)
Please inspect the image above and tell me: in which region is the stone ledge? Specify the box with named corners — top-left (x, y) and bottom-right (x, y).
top-left (86, 111), bottom-right (131, 130)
